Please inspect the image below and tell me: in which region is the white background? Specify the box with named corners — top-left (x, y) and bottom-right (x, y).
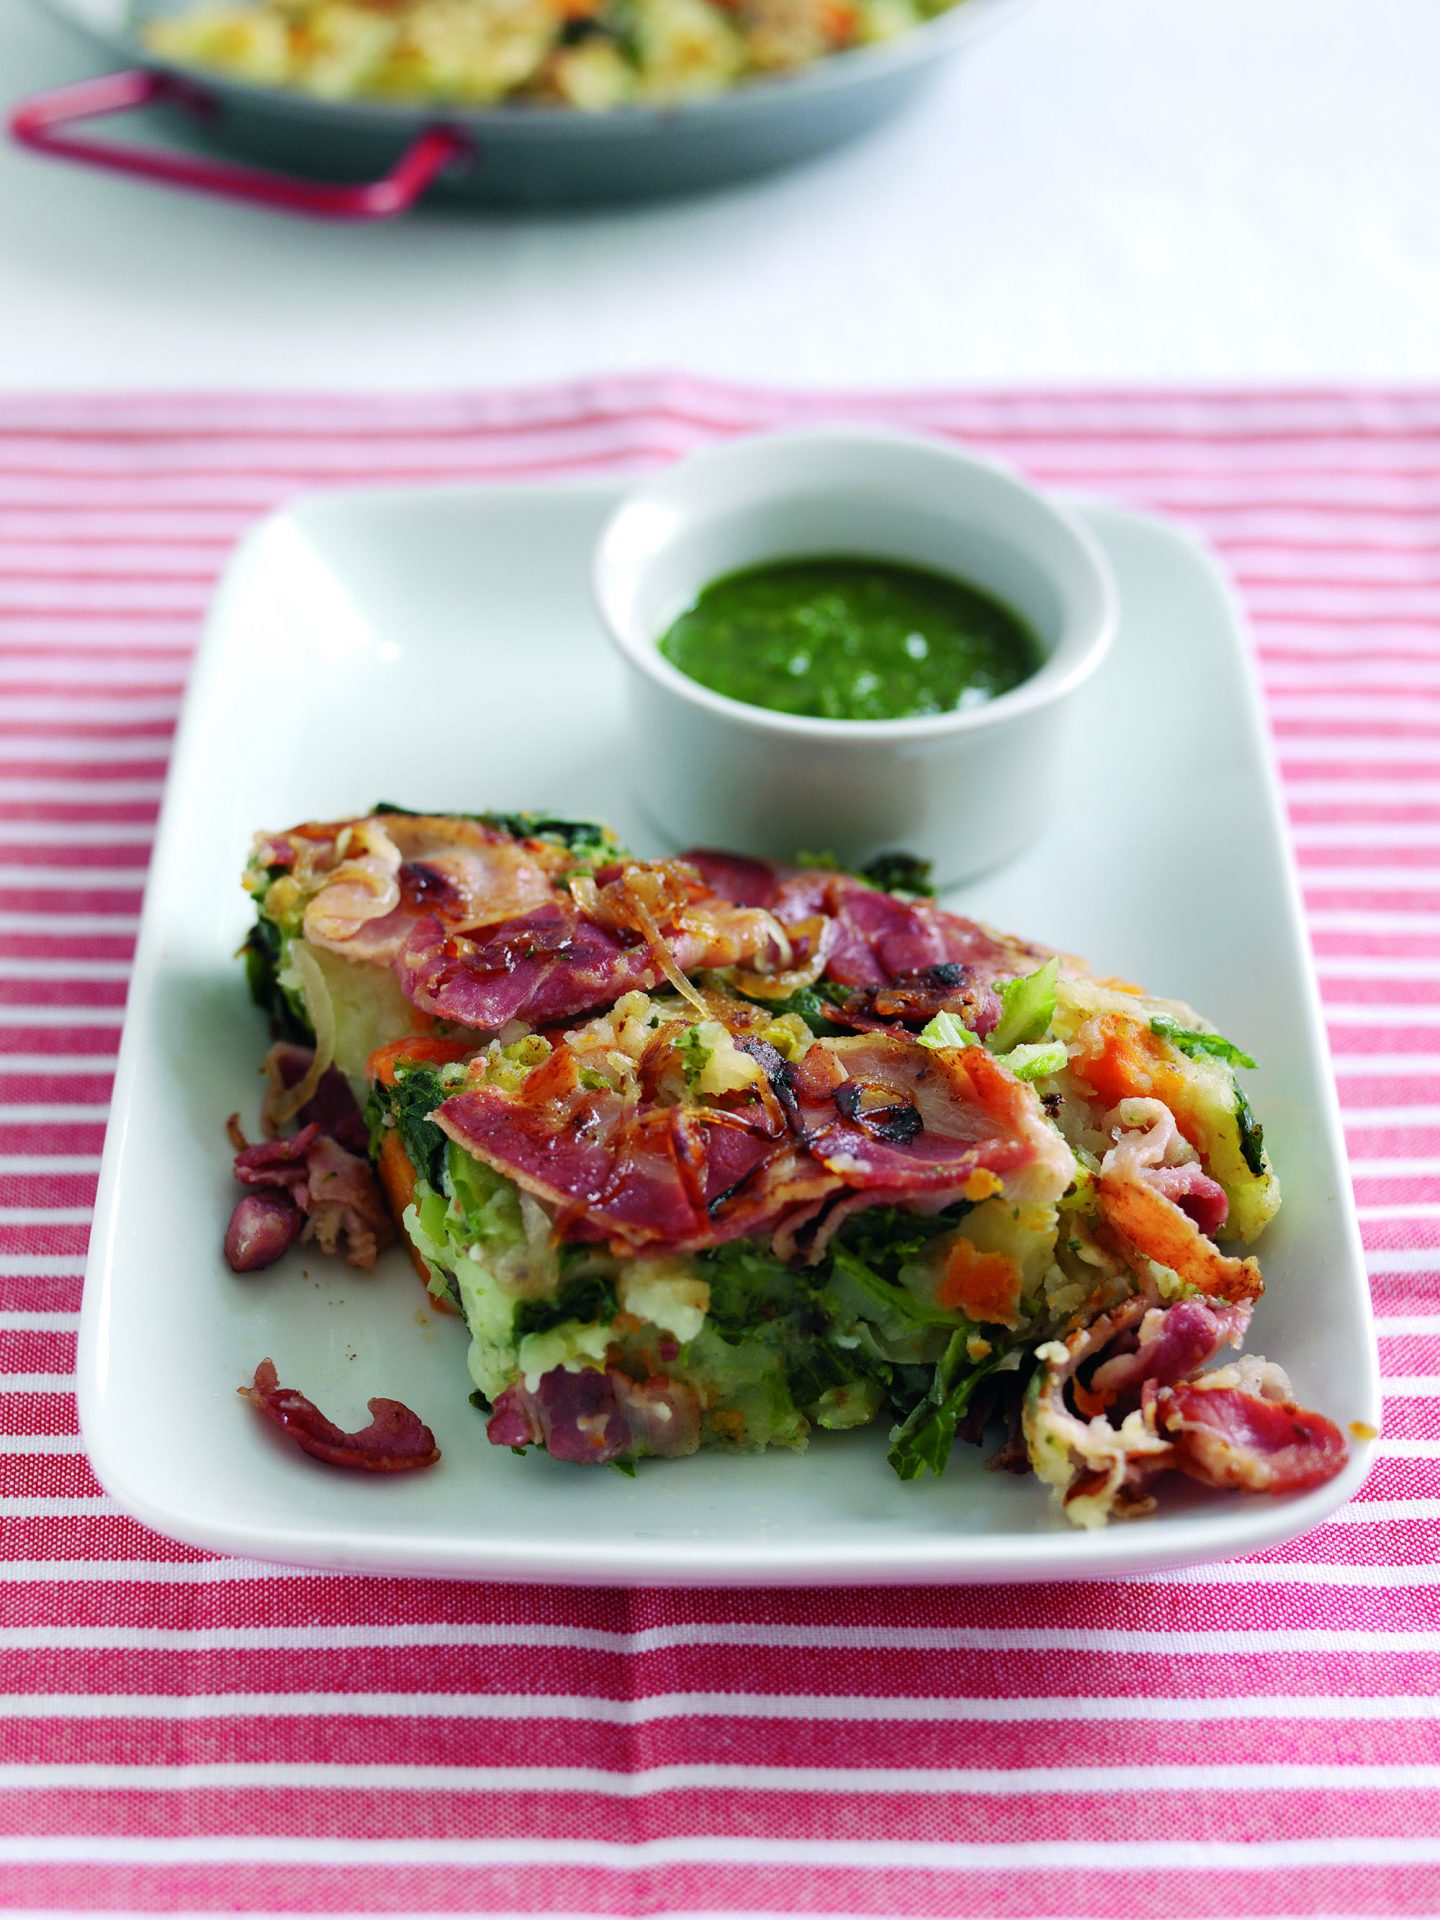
top-left (0, 0), bottom-right (1437, 389)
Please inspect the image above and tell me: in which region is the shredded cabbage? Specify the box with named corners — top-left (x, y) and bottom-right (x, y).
top-left (918, 1009), bottom-right (978, 1051)
top-left (989, 957), bottom-right (1059, 1053)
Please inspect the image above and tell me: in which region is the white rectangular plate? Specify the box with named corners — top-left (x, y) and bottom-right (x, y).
top-left (79, 484), bottom-right (1380, 1585)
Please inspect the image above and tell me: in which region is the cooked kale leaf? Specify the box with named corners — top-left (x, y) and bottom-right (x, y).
top-left (1150, 1014), bottom-right (1258, 1071)
top-left (858, 851), bottom-right (936, 898)
top-left (369, 1065), bottom-right (450, 1193)
top-left (887, 1335), bottom-right (1005, 1481)
top-left (242, 912), bottom-right (312, 1044)
top-left (512, 1273), bottom-right (619, 1341)
top-left (1233, 1082), bottom-right (1267, 1177)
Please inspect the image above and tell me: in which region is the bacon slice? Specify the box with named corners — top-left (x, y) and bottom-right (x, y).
top-left (786, 1032), bottom-right (1071, 1202)
top-left (224, 1192), bottom-right (302, 1272)
top-left (1086, 1296), bottom-right (1252, 1409)
top-left (487, 1368), bottom-right (702, 1464)
top-left (395, 868), bottom-right (784, 1034)
top-left (1025, 1295), bottom-right (1344, 1525)
top-left (684, 850), bottom-right (1051, 1023)
top-left (228, 1117), bottom-right (392, 1271)
top-left (296, 814), bottom-right (571, 964)
top-left (240, 1358), bottom-right (440, 1471)
top-left (262, 1042), bottom-right (368, 1154)
top-left (1096, 1169), bottom-right (1260, 1304)
top-left (1151, 1375), bottom-right (1348, 1494)
top-left (431, 1003), bottom-right (1072, 1257)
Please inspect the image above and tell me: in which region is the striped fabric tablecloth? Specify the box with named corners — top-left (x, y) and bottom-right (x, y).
top-left (0, 380), bottom-right (1436, 1916)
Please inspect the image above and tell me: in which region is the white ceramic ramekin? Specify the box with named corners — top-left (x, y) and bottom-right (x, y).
top-left (592, 429), bottom-right (1117, 887)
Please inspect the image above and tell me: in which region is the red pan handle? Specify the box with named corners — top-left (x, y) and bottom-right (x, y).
top-left (9, 69), bottom-right (469, 220)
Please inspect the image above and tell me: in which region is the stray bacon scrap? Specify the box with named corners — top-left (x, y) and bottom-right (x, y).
top-left (223, 1048), bottom-right (391, 1273)
top-left (240, 1358), bottom-right (439, 1471)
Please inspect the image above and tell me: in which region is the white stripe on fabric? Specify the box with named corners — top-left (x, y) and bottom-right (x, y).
top-left (0, 1623), bottom-right (1435, 1656)
top-left (0, 1761), bottom-right (1431, 1796)
top-left (0, 1159), bottom-right (101, 1175)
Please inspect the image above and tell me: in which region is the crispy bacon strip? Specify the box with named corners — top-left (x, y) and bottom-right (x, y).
top-left (1151, 1375), bottom-right (1349, 1494)
top-left (239, 1358), bottom-right (440, 1471)
top-left (1096, 1170), bottom-right (1261, 1304)
top-left (298, 814), bottom-right (571, 963)
top-left (431, 1005), bottom-right (1072, 1257)
top-left (683, 850), bottom-right (1053, 997)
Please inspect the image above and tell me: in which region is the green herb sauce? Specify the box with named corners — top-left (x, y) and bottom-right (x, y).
top-left (657, 556), bottom-right (1039, 723)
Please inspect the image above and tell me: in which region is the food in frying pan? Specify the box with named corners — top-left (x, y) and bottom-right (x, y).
top-left (146, 0), bottom-right (968, 110)
top-left (232, 806), bottom-right (1347, 1525)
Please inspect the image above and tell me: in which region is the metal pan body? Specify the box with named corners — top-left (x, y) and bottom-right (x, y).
top-left (33, 0), bottom-right (1018, 206)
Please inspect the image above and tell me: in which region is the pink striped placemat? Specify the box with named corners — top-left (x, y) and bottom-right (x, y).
top-left (0, 379), bottom-right (1436, 1916)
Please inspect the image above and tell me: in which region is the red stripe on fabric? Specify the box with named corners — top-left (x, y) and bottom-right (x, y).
top-left (0, 1394), bottom-right (81, 1439)
top-left (0, 1783), bottom-right (1432, 1849)
top-left (0, 844), bottom-right (152, 870)
top-left (0, 1860), bottom-right (1431, 1919)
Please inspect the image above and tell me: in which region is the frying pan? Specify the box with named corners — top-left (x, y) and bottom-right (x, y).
top-left (12, 0), bottom-right (1018, 214)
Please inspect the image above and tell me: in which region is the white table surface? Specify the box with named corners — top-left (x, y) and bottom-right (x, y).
top-left (0, 0), bottom-right (1437, 391)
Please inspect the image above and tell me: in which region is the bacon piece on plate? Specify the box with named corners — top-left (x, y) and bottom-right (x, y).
top-left (1085, 1296), bottom-right (1252, 1410)
top-left (228, 1118), bottom-right (392, 1271)
top-left (1150, 1373), bottom-right (1349, 1495)
top-left (224, 1192), bottom-right (303, 1272)
top-left (240, 1358), bottom-right (440, 1471)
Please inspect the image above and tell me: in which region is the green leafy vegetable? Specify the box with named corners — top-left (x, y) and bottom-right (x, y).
top-left (241, 911), bottom-right (312, 1044)
top-left (371, 803), bottom-right (623, 867)
top-left (794, 848), bottom-right (935, 897)
top-left (700, 1239), bottom-right (818, 1343)
top-left (859, 851), bottom-right (936, 898)
top-left (833, 1204), bottom-right (958, 1269)
top-left (887, 1335), bottom-right (1005, 1481)
top-left (512, 1273), bottom-right (619, 1341)
top-left (1149, 1014), bottom-right (1258, 1071)
top-left (988, 957), bottom-right (1059, 1054)
top-left (1234, 1083), bottom-right (1267, 1176)
top-left (368, 1064), bottom-right (449, 1191)
top-left (995, 1039), bottom-right (1067, 1081)
top-left (829, 1247), bottom-right (969, 1330)
top-left (918, 1009), bottom-right (979, 1051)
top-left (698, 1240), bottom-right (892, 1418)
